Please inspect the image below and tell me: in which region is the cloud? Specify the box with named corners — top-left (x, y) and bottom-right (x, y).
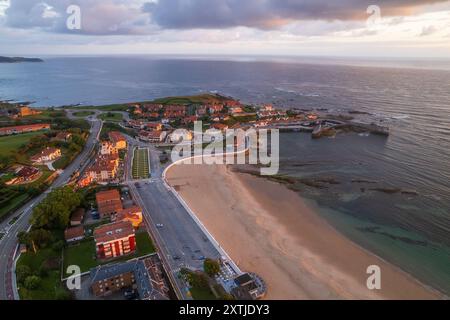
top-left (144, 0), bottom-right (449, 30)
top-left (3, 0), bottom-right (153, 35)
top-left (2, 0), bottom-right (449, 36)
top-left (420, 25), bottom-right (438, 36)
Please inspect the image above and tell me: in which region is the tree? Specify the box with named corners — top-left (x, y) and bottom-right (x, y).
top-left (16, 265), bottom-right (32, 283)
top-left (31, 186), bottom-right (83, 230)
top-left (24, 275), bottom-right (41, 290)
top-left (203, 258), bottom-right (221, 277)
top-left (28, 228), bottom-right (53, 249)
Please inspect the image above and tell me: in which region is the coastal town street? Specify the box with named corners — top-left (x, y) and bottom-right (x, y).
top-left (124, 135), bottom-right (224, 299)
top-left (0, 116), bottom-right (102, 300)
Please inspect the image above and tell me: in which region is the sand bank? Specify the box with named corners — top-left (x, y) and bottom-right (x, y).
top-left (166, 163), bottom-right (440, 300)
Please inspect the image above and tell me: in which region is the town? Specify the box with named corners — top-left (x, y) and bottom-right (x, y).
top-left (0, 93), bottom-right (388, 301)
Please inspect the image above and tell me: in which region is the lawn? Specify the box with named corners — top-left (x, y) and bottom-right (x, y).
top-left (152, 94), bottom-right (228, 106)
top-left (132, 148), bottom-right (150, 179)
top-left (73, 111), bottom-right (95, 117)
top-left (98, 112), bottom-right (123, 122)
top-left (17, 248), bottom-right (68, 300)
top-left (63, 231), bottom-right (156, 277)
top-left (0, 131), bottom-right (46, 155)
top-left (189, 287), bottom-right (218, 300)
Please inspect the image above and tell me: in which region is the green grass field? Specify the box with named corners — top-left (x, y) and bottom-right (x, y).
top-left (0, 131), bottom-right (46, 155)
top-left (132, 148), bottom-right (150, 179)
top-left (73, 111), bottom-right (95, 117)
top-left (63, 231), bottom-right (155, 277)
top-left (98, 112), bottom-right (123, 122)
top-left (152, 93), bottom-right (228, 105)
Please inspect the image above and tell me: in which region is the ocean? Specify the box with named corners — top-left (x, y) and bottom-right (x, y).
top-left (1, 56), bottom-right (449, 294)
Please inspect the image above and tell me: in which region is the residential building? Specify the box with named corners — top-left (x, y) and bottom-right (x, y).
top-left (96, 189), bottom-right (123, 218)
top-left (0, 123), bottom-right (50, 136)
top-left (208, 104), bottom-right (224, 114)
top-left (139, 130), bottom-right (166, 143)
top-left (70, 208), bottom-right (85, 226)
top-left (94, 221), bottom-right (136, 259)
top-left (90, 256), bottom-right (169, 300)
top-left (53, 131), bottom-right (72, 142)
top-left (146, 122), bottom-right (163, 131)
top-left (100, 141), bottom-right (118, 155)
top-left (64, 226), bottom-right (85, 243)
top-left (108, 131), bottom-right (127, 150)
top-left (30, 147), bottom-right (61, 164)
top-left (18, 106), bottom-right (42, 117)
top-left (5, 166), bottom-right (41, 185)
top-left (115, 206), bottom-right (143, 228)
top-left (168, 129), bottom-right (193, 143)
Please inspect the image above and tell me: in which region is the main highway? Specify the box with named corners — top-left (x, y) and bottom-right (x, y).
top-left (0, 114), bottom-right (102, 300)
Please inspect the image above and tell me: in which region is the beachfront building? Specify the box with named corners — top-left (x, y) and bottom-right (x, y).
top-left (18, 106), bottom-right (42, 117)
top-left (115, 205), bottom-right (143, 228)
top-left (96, 189), bottom-right (123, 218)
top-left (30, 147), bottom-right (61, 164)
top-left (0, 123), bottom-right (50, 136)
top-left (94, 221), bottom-right (136, 260)
top-left (90, 256), bottom-right (169, 299)
top-left (108, 131), bottom-right (127, 150)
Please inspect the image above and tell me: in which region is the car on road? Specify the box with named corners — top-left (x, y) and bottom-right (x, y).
top-left (173, 255), bottom-right (181, 260)
top-left (124, 289), bottom-right (138, 300)
top-left (156, 223), bottom-right (164, 228)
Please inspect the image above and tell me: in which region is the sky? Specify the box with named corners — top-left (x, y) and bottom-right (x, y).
top-left (1, 0), bottom-right (450, 58)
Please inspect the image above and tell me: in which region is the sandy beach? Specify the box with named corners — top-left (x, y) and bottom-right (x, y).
top-left (166, 161), bottom-right (442, 300)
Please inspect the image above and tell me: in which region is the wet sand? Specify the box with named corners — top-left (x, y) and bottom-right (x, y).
top-left (166, 163), bottom-right (441, 300)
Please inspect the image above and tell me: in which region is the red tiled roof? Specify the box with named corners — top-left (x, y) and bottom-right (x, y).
top-left (64, 226), bottom-right (85, 240)
top-left (94, 221), bottom-right (134, 243)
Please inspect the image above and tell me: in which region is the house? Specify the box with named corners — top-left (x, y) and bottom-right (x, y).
top-left (139, 130), bottom-right (166, 143)
top-left (208, 104), bottom-right (224, 114)
top-left (100, 141), bottom-right (118, 155)
top-left (145, 122), bottom-right (163, 131)
top-left (115, 205), bottom-right (143, 228)
top-left (228, 106), bottom-right (243, 115)
top-left (53, 131), bottom-right (72, 142)
top-left (231, 273), bottom-right (263, 300)
top-left (0, 123), bottom-right (50, 136)
top-left (196, 106), bottom-right (208, 117)
top-left (108, 131), bottom-right (127, 150)
top-left (183, 116), bottom-right (198, 125)
top-left (94, 221), bottom-right (135, 259)
top-left (84, 153), bottom-right (120, 184)
top-left (96, 189), bottom-right (123, 218)
top-left (5, 166), bottom-right (41, 185)
top-left (128, 120), bottom-right (145, 130)
top-left (30, 147), bottom-right (61, 164)
top-left (70, 208), bottom-right (85, 226)
top-left (168, 129), bottom-right (193, 143)
top-left (18, 106), bottom-right (42, 117)
top-left (90, 257), bottom-right (169, 299)
top-left (211, 123), bottom-right (229, 131)
top-left (64, 226), bottom-right (85, 243)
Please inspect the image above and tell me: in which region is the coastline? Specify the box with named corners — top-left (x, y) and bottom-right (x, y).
top-left (166, 162), bottom-right (442, 300)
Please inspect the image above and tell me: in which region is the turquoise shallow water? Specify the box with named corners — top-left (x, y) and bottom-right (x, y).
top-left (1, 56), bottom-right (449, 294)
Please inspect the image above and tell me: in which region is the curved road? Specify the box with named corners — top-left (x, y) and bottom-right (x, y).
top-left (0, 114), bottom-right (102, 300)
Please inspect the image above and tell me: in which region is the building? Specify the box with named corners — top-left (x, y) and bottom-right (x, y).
top-left (211, 123), bottom-right (229, 131)
top-left (231, 273), bottom-right (266, 300)
top-left (228, 106), bottom-right (243, 115)
top-left (0, 123), bottom-right (50, 136)
top-left (115, 206), bottom-right (143, 228)
top-left (83, 153), bottom-right (120, 185)
top-left (5, 166), bottom-right (41, 185)
top-left (30, 147), bottom-right (61, 164)
top-left (70, 208), bottom-right (85, 226)
top-left (138, 130), bottom-right (166, 143)
top-left (53, 131), bottom-right (72, 142)
top-left (100, 141), bottom-right (118, 155)
top-left (208, 104), bottom-right (224, 114)
top-left (96, 189), bottom-right (123, 218)
top-left (94, 221), bottom-right (136, 259)
top-left (89, 256), bottom-right (169, 299)
top-left (168, 129), bottom-right (193, 143)
top-left (145, 122), bottom-right (163, 131)
top-left (64, 226), bottom-right (85, 243)
top-left (18, 106), bottom-right (42, 117)
top-left (108, 131), bottom-right (127, 150)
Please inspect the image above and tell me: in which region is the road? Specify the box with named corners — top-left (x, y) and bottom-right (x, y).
top-left (0, 115), bottom-right (102, 300)
top-left (124, 136), bottom-right (224, 299)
